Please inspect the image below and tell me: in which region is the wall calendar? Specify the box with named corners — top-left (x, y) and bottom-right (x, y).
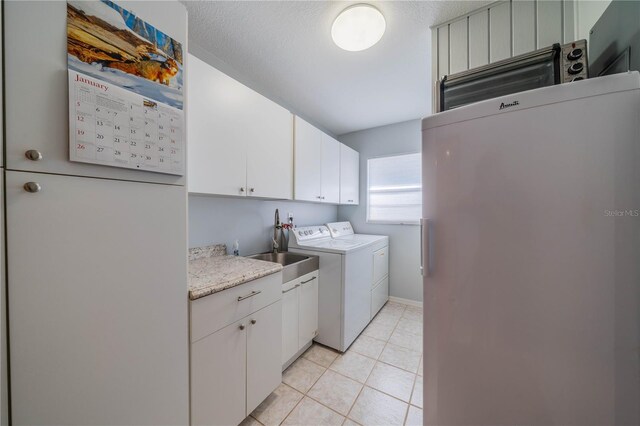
top-left (67, 0), bottom-right (185, 175)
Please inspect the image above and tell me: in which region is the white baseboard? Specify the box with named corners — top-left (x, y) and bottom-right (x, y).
top-left (388, 296), bottom-right (423, 308)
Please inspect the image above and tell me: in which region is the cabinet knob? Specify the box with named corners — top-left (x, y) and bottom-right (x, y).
top-left (250, 188), bottom-right (255, 193)
top-left (321, 196), bottom-right (326, 200)
top-left (25, 150), bottom-right (43, 161)
top-left (239, 324), bottom-right (246, 330)
top-left (317, 196), bottom-right (322, 199)
top-left (23, 182), bottom-right (41, 193)
top-left (240, 187), bottom-right (245, 193)
top-left (250, 319), bottom-right (257, 325)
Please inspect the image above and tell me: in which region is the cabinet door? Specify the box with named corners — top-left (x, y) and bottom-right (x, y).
top-left (246, 98), bottom-right (293, 199)
top-left (339, 144), bottom-right (359, 205)
top-left (282, 282), bottom-right (300, 365)
top-left (4, 1), bottom-right (185, 185)
top-left (191, 319), bottom-right (247, 426)
top-left (320, 134), bottom-right (340, 204)
top-left (294, 117), bottom-right (322, 202)
top-left (188, 54), bottom-right (248, 196)
top-left (298, 271), bottom-right (319, 349)
top-left (247, 301), bottom-right (282, 415)
top-left (6, 171), bottom-right (189, 425)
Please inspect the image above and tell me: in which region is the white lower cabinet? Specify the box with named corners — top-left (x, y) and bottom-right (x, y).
top-left (281, 281), bottom-right (300, 364)
top-left (191, 318), bottom-right (247, 426)
top-left (247, 301), bottom-right (283, 414)
top-left (281, 270), bottom-right (319, 366)
top-left (190, 273), bottom-right (282, 426)
top-left (298, 273), bottom-right (319, 345)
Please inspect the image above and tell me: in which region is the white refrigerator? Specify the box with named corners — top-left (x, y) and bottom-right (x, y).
top-left (421, 72), bottom-right (640, 425)
top-left (4, 1), bottom-right (189, 424)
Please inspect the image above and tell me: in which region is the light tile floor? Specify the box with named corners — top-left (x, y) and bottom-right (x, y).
top-left (241, 301), bottom-right (423, 426)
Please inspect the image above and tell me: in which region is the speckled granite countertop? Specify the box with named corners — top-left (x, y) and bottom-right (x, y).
top-left (188, 244), bottom-right (283, 300)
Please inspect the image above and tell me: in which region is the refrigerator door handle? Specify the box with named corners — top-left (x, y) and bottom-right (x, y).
top-left (420, 218), bottom-right (431, 276)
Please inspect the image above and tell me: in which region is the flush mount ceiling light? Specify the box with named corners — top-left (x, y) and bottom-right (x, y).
top-left (331, 4), bottom-right (386, 52)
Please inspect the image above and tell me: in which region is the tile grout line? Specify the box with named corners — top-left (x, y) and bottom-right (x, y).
top-left (345, 303), bottom-right (409, 423)
top-left (265, 302), bottom-right (420, 426)
top-left (405, 367), bottom-right (420, 424)
top-left (291, 360), bottom-right (340, 419)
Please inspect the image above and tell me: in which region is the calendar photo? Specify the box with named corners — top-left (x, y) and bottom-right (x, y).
top-left (67, 0), bottom-right (183, 110)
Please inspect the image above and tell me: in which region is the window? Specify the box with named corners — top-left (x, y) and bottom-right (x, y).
top-left (367, 152), bottom-right (422, 224)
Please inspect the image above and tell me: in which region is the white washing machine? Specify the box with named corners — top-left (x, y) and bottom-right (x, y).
top-left (289, 223), bottom-right (389, 352)
top-left (327, 222), bottom-right (390, 321)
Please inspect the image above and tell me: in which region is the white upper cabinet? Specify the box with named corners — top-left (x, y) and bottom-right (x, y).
top-left (293, 117), bottom-right (345, 204)
top-left (188, 54), bottom-right (293, 199)
top-left (294, 117), bottom-right (323, 202)
top-left (294, 116), bottom-right (359, 205)
top-left (188, 55), bottom-right (247, 196)
top-left (245, 94), bottom-right (293, 199)
top-left (320, 134), bottom-right (340, 204)
top-left (4, 1), bottom-right (184, 185)
top-left (339, 144), bottom-right (359, 205)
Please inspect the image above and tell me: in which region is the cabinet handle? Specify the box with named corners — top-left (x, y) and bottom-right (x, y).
top-left (250, 319), bottom-right (257, 325)
top-left (321, 196), bottom-right (325, 200)
top-left (239, 324), bottom-right (245, 330)
top-left (250, 188), bottom-right (255, 193)
top-left (300, 276), bottom-right (316, 284)
top-left (348, 199), bottom-right (354, 203)
top-left (316, 196), bottom-right (322, 199)
top-left (25, 150), bottom-right (43, 161)
top-left (237, 290), bottom-right (261, 301)
top-left (282, 284), bottom-right (300, 294)
top-left (240, 187), bottom-right (245, 193)
top-left (23, 182), bottom-right (41, 193)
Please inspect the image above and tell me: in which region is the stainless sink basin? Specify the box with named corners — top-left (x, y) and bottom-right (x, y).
top-left (247, 252), bottom-right (319, 283)
top-left (249, 252), bottom-right (309, 266)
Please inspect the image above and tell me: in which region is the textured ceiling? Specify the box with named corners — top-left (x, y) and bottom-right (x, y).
top-left (183, 1), bottom-right (492, 135)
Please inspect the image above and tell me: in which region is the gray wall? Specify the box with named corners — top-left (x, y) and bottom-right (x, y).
top-left (338, 119), bottom-right (423, 302)
top-left (189, 195), bottom-right (337, 255)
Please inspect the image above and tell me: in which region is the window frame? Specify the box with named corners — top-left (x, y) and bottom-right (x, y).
top-left (366, 151), bottom-right (422, 226)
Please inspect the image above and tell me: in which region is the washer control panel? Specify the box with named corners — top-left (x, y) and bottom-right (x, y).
top-left (327, 221), bottom-right (355, 238)
top-left (292, 225), bottom-right (330, 243)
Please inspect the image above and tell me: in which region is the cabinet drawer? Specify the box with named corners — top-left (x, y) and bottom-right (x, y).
top-left (191, 272), bottom-right (282, 342)
top-left (372, 246), bottom-right (389, 285)
top-left (371, 276), bottom-right (389, 318)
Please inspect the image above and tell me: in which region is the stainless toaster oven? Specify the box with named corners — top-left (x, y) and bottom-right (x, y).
top-left (436, 40), bottom-right (588, 112)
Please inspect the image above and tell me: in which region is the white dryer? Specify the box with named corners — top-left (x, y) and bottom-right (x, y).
top-left (289, 223), bottom-right (389, 352)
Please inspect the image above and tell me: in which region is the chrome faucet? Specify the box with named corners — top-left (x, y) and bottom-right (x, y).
top-left (273, 209), bottom-right (281, 253)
